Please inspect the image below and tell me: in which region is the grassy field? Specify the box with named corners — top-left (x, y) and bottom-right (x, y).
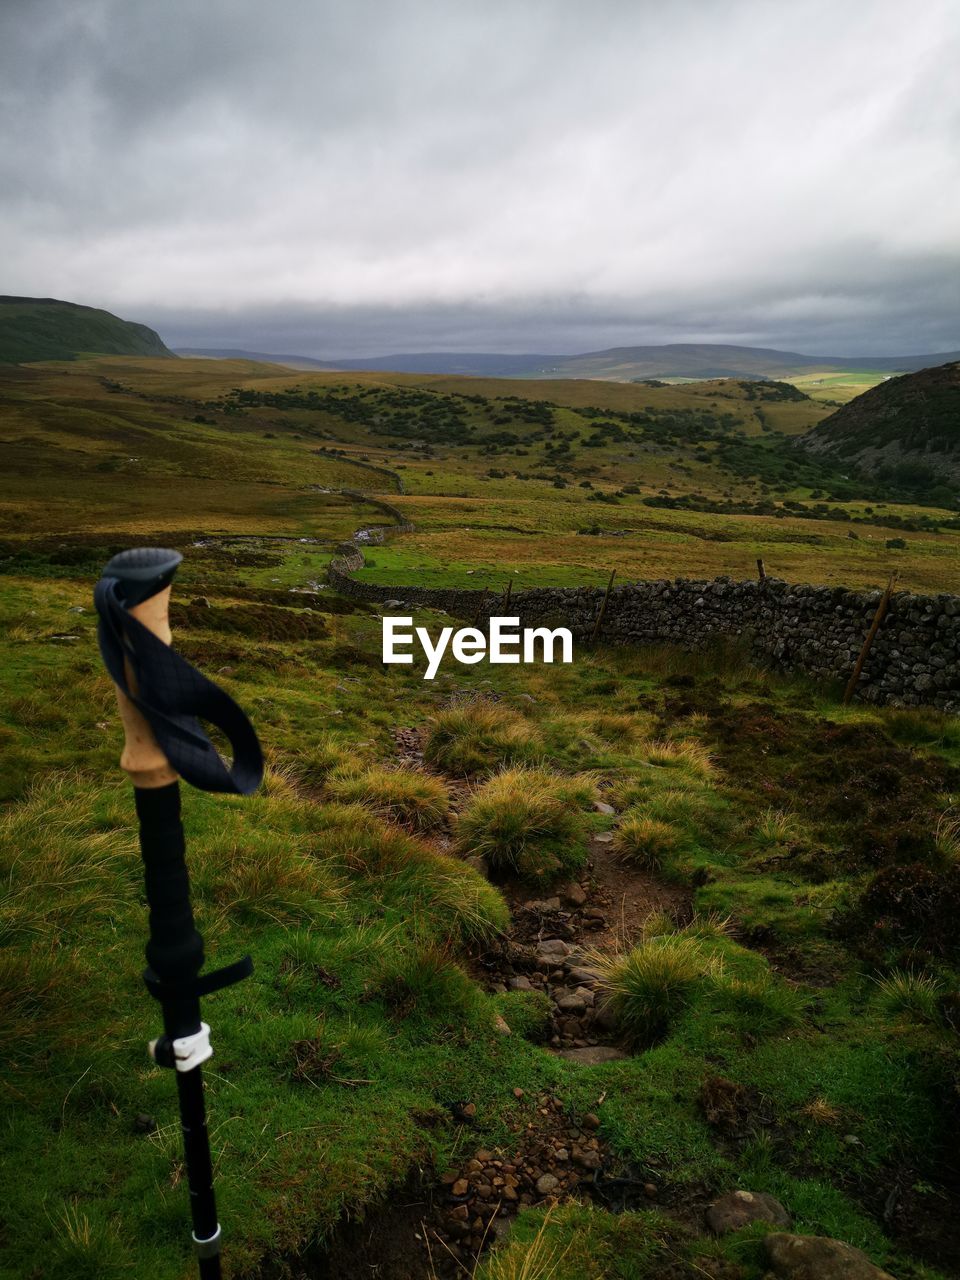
top-left (785, 370), bottom-right (895, 404)
top-left (3, 355), bottom-right (960, 1279)
top-left (4, 355), bottom-right (950, 592)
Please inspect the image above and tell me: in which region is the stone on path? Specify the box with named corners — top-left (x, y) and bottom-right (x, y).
top-left (560, 882), bottom-right (588, 907)
top-left (555, 1046), bottom-right (628, 1065)
top-left (536, 938), bottom-right (571, 957)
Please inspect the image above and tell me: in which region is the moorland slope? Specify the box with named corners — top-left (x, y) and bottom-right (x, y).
top-left (0, 296), bottom-right (172, 364)
top-left (801, 359), bottom-right (960, 485)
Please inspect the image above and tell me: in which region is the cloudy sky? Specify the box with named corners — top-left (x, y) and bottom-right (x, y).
top-left (2, 0), bottom-right (958, 357)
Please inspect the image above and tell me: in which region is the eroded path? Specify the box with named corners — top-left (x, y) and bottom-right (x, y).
top-left (382, 723), bottom-right (693, 1273)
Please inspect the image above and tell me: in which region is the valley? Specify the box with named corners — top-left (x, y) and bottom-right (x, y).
top-left (2, 351), bottom-right (960, 1280)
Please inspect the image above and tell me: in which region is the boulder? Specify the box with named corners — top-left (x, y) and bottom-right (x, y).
top-left (706, 1189), bottom-right (790, 1234)
top-left (763, 1233), bottom-right (897, 1279)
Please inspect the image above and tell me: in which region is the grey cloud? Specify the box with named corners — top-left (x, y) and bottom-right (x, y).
top-left (1, 0), bottom-right (958, 356)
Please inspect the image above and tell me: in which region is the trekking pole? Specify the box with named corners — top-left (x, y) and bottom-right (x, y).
top-left (94, 548), bottom-right (264, 1279)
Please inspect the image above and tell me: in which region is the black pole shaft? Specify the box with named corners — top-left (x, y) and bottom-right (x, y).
top-left (135, 783), bottom-right (222, 1279)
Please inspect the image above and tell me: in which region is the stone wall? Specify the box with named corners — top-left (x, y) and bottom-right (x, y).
top-left (328, 556), bottom-right (960, 710)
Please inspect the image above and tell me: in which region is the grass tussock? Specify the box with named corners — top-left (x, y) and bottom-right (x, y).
top-left (326, 765), bottom-right (451, 832)
top-left (754, 807), bottom-right (807, 848)
top-left (875, 969), bottom-right (945, 1026)
top-left (592, 917), bottom-right (806, 1044)
top-left (643, 909), bottom-right (733, 942)
top-left (455, 766), bottom-right (595, 881)
top-left (373, 942), bottom-right (482, 1028)
top-left (425, 862), bottom-right (511, 944)
top-left (424, 700), bottom-right (542, 775)
top-left (612, 814), bottom-right (678, 870)
top-left (714, 971), bottom-right (808, 1034)
top-left (313, 807), bottom-right (509, 943)
top-left (935, 807), bottom-right (960, 862)
top-left (639, 738), bottom-right (716, 779)
top-left (473, 1207), bottom-right (571, 1280)
top-left (50, 1200), bottom-right (129, 1280)
top-left (590, 935), bottom-right (715, 1044)
top-left (290, 734), bottom-right (356, 786)
top-left (590, 711), bottom-right (652, 744)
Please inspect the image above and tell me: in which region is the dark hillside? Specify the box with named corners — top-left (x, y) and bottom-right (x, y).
top-left (0, 296), bottom-right (172, 364)
top-left (799, 359), bottom-right (960, 484)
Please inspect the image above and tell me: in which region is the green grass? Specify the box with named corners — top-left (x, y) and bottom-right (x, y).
top-left (455, 765), bottom-right (596, 881)
top-left (424, 699), bottom-right (543, 775)
top-left (0, 296), bottom-right (172, 364)
top-left (325, 764), bottom-right (451, 832)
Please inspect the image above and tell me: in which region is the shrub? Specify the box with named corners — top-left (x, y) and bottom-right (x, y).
top-left (612, 815), bottom-right (677, 870)
top-left (591, 935), bottom-right (713, 1044)
top-left (845, 862), bottom-right (960, 963)
top-left (424, 700), bottom-right (541, 775)
top-left (455, 766), bottom-right (595, 881)
top-left (326, 766), bottom-right (450, 832)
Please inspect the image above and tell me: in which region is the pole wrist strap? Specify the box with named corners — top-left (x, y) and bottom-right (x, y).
top-left (94, 574), bottom-right (263, 794)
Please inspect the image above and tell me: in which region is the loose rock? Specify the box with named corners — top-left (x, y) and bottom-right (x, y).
top-left (706, 1189), bottom-right (791, 1234)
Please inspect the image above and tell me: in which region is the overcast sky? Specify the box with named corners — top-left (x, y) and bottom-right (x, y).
top-left (2, 0), bottom-right (958, 357)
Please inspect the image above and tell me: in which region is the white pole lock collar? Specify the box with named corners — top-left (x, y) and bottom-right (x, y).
top-left (149, 1022), bottom-right (214, 1072)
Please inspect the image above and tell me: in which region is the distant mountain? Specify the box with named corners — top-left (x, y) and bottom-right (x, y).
top-left (175, 347), bottom-right (341, 370)
top-left (175, 341), bottom-right (960, 381)
top-left (799, 360), bottom-right (960, 482)
top-left (174, 347), bottom-right (551, 374)
top-left (0, 296), bottom-right (172, 364)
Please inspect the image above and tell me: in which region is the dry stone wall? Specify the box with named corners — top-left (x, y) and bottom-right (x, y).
top-left (328, 556), bottom-right (960, 711)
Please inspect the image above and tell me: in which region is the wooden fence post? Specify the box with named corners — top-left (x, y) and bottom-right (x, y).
top-left (503, 578), bottom-right (513, 609)
top-left (757, 558), bottom-right (766, 582)
top-left (843, 573), bottom-right (898, 706)
top-left (590, 569), bottom-right (617, 645)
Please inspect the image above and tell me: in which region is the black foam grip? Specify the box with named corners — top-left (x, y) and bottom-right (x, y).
top-left (94, 575), bottom-right (263, 795)
top-left (135, 784), bottom-right (205, 984)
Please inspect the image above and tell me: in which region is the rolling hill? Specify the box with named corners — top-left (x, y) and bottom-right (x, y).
top-left (799, 359), bottom-right (960, 483)
top-left (175, 340), bottom-right (960, 383)
top-left (0, 296), bottom-right (172, 364)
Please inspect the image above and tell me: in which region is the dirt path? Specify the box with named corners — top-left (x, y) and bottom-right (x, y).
top-left (326, 725), bottom-right (694, 1275)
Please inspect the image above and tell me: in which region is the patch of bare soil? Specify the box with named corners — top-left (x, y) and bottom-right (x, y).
top-left (475, 833), bottom-right (691, 1052)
